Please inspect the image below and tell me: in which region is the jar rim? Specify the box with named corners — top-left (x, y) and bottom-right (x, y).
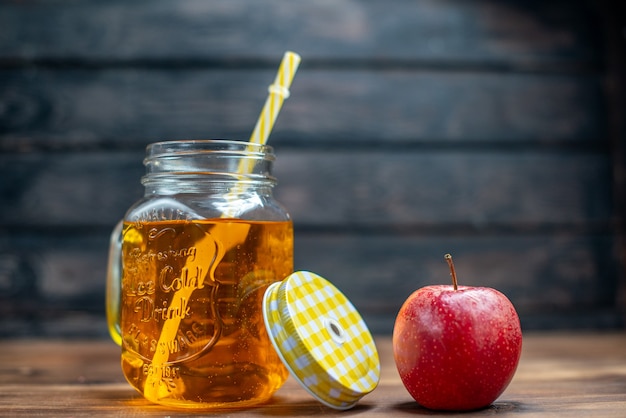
top-left (142, 139), bottom-right (277, 188)
top-left (146, 139), bottom-right (274, 160)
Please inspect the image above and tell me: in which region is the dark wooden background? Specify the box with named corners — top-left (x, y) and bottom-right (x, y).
top-left (1, 0), bottom-right (624, 337)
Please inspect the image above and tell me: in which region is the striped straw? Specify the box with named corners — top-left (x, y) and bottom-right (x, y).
top-left (234, 51), bottom-right (301, 179)
top-left (225, 51), bottom-right (301, 214)
top-left (249, 51), bottom-right (301, 145)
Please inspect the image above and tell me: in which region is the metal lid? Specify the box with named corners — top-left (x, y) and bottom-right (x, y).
top-left (262, 271), bottom-right (380, 410)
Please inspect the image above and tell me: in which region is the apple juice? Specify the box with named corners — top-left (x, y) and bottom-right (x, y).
top-left (119, 218), bottom-right (292, 409)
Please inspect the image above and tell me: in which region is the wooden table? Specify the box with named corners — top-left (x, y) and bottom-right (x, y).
top-left (0, 333), bottom-right (624, 417)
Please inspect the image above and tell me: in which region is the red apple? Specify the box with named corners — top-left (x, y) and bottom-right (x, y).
top-left (392, 254), bottom-right (522, 411)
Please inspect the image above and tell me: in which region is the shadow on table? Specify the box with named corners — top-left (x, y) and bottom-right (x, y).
top-left (256, 395), bottom-right (376, 416)
top-left (392, 400), bottom-right (525, 415)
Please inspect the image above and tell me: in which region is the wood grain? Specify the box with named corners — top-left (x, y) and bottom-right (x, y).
top-left (0, 151), bottom-right (611, 227)
top-left (0, 0), bottom-right (599, 66)
top-left (0, 231), bottom-right (619, 337)
top-left (0, 334), bottom-right (624, 416)
top-left (0, 70), bottom-right (604, 149)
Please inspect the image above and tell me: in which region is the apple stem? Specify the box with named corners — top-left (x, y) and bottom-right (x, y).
top-left (444, 253), bottom-right (458, 290)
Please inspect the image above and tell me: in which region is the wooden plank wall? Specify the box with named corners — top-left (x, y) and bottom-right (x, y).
top-left (0, 0), bottom-right (624, 337)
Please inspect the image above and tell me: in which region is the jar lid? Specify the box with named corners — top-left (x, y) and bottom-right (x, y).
top-left (262, 271), bottom-right (380, 410)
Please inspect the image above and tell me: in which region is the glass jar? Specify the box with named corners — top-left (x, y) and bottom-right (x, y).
top-left (106, 140), bottom-right (292, 409)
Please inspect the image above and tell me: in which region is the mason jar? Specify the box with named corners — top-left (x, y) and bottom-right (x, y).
top-left (106, 139), bottom-right (292, 409)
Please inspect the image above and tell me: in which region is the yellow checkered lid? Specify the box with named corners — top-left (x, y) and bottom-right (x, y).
top-left (262, 271), bottom-right (380, 410)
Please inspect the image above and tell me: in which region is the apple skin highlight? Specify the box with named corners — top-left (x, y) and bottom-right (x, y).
top-left (392, 285), bottom-right (522, 411)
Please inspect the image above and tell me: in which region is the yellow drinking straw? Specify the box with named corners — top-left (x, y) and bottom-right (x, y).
top-left (235, 51), bottom-right (301, 192)
top-left (249, 51), bottom-right (301, 145)
top-left (143, 51), bottom-right (302, 402)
